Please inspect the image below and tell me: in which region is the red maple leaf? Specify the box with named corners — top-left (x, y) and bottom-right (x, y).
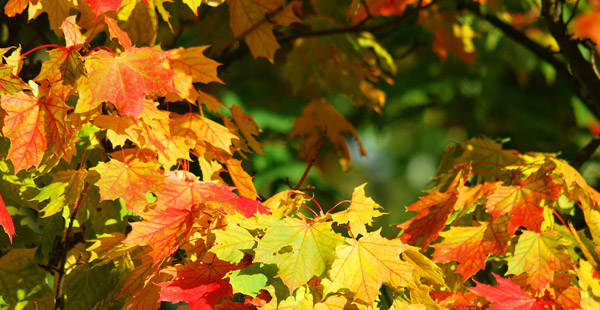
top-left (158, 256), bottom-right (244, 310)
top-left (470, 274), bottom-right (553, 310)
top-left (86, 0), bottom-right (123, 18)
top-left (156, 171), bottom-right (268, 218)
top-left (0, 194), bottom-right (15, 243)
top-left (486, 169), bottom-right (561, 233)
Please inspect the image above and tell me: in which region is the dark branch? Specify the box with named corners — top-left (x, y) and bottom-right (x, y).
top-left (572, 137), bottom-right (600, 170)
top-left (459, 0), bottom-right (574, 88)
top-left (541, 0), bottom-right (600, 118)
top-left (54, 182), bottom-right (90, 310)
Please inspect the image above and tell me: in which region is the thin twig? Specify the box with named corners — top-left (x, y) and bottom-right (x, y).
top-left (279, 0), bottom-right (441, 43)
top-left (572, 137), bottom-right (600, 170)
top-left (294, 127), bottom-right (327, 190)
top-left (54, 182), bottom-right (90, 310)
top-left (564, 0), bottom-right (581, 26)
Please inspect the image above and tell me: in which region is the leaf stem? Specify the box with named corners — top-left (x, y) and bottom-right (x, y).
top-left (20, 44), bottom-right (65, 58)
top-left (326, 200), bottom-right (351, 215)
top-left (291, 191), bottom-right (324, 217)
top-left (294, 127), bottom-right (327, 191)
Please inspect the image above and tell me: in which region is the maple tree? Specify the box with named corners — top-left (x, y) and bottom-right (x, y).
top-left (1, 0), bottom-right (600, 309)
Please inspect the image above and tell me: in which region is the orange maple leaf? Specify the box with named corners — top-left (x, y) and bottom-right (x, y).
top-left (85, 47), bottom-right (175, 119)
top-left (486, 169), bottom-right (561, 233)
top-left (1, 91), bottom-right (72, 173)
top-left (432, 217), bottom-right (510, 279)
top-left (91, 158), bottom-right (165, 213)
top-left (399, 190), bottom-right (457, 248)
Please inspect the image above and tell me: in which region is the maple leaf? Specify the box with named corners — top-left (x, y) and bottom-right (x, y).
top-left (91, 158), bottom-right (165, 213)
top-left (225, 158), bottom-right (258, 199)
top-left (419, 8), bottom-right (476, 64)
top-left (60, 16), bottom-right (86, 47)
top-left (229, 105), bottom-right (263, 155)
top-left (136, 105), bottom-right (191, 168)
top-left (506, 230), bottom-right (573, 292)
top-left (470, 274), bottom-right (552, 310)
top-left (93, 114), bottom-right (140, 147)
top-left (439, 137), bottom-right (522, 183)
top-left (432, 217), bottom-right (510, 280)
top-left (40, 0), bottom-right (75, 35)
top-left (331, 183), bottom-right (385, 237)
top-left (104, 15), bottom-right (133, 49)
top-left (119, 256), bottom-right (165, 310)
top-left (85, 47), bottom-right (175, 120)
top-left (86, 0), bottom-right (123, 18)
top-left (228, 0), bottom-right (299, 62)
top-left (167, 46), bottom-right (223, 84)
top-left (33, 169), bottom-right (88, 217)
top-left (155, 171), bottom-right (234, 211)
top-left (399, 190), bottom-right (457, 248)
top-left (35, 47), bottom-right (84, 86)
top-left (290, 99), bottom-right (366, 169)
top-left (158, 257), bottom-right (242, 310)
top-left (124, 205), bottom-right (196, 264)
top-left (0, 67), bottom-right (27, 98)
top-left (254, 217), bottom-right (344, 293)
top-left (549, 273), bottom-right (581, 310)
top-left (0, 194), bottom-right (15, 243)
top-left (485, 169), bottom-right (561, 233)
top-left (329, 231), bottom-right (414, 305)
top-left (4, 0), bottom-right (29, 17)
top-left (1, 91), bottom-right (72, 173)
top-left (170, 112), bottom-right (237, 154)
top-left (430, 290), bottom-right (477, 310)
top-left (210, 223), bottom-right (256, 263)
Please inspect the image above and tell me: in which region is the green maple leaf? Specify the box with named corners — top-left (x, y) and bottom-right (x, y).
top-left (210, 223), bottom-right (256, 263)
top-left (254, 217), bottom-right (344, 293)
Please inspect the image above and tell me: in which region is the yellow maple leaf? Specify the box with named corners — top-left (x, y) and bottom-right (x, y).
top-left (331, 183), bottom-right (385, 237)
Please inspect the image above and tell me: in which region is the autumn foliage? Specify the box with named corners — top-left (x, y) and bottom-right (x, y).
top-left (2, 0), bottom-right (600, 309)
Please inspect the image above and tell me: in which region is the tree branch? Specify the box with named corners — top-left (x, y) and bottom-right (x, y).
top-left (459, 0), bottom-right (575, 89)
top-left (54, 182), bottom-right (89, 310)
top-left (541, 0), bottom-right (600, 118)
top-left (572, 137), bottom-right (600, 170)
